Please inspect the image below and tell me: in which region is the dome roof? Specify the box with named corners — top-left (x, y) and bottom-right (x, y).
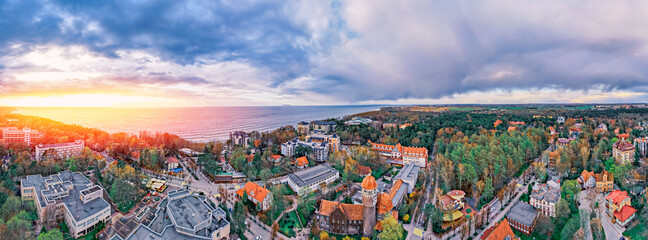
top-left (361, 175), bottom-right (377, 190)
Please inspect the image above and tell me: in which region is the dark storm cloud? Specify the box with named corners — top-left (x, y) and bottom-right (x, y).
top-left (3, 0), bottom-right (648, 103)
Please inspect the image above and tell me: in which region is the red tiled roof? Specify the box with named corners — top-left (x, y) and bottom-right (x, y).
top-left (295, 156), bottom-right (308, 167)
top-left (270, 154), bottom-right (281, 160)
top-left (606, 190), bottom-right (629, 205)
top-left (166, 157), bottom-right (179, 164)
top-left (613, 140), bottom-right (635, 152)
top-left (481, 219), bottom-right (517, 240)
top-left (236, 181), bottom-right (270, 203)
top-left (613, 205), bottom-right (637, 222)
top-left (319, 200), bottom-right (363, 221)
top-left (358, 165), bottom-right (372, 175)
top-left (246, 155), bottom-right (254, 163)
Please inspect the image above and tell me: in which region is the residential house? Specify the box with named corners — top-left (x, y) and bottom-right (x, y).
top-left (358, 165), bottom-right (372, 177)
top-left (605, 190), bottom-right (637, 227)
top-left (382, 123), bottom-right (398, 129)
top-left (556, 138), bottom-right (571, 149)
top-left (294, 156), bottom-right (309, 169)
top-left (529, 183), bottom-right (560, 217)
top-left (166, 157), bottom-right (180, 170)
top-left (481, 219), bottom-right (519, 240)
top-left (269, 154), bottom-right (282, 165)
top-left (507, 202), bottom-right (538, 235)
top-left (236, 182), bottom-right (273, 211)
top-left (399, 123), bottom-right (412, 129)
top-left (577, 170), bottom-right (596, 189)
top-left (593, 169), bottom-right (614, 192)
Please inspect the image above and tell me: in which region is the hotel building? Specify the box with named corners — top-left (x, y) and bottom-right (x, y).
top-left (2, 127), bottom-right (41, 146)
top-left (35, 140), bottom-right (84, 161)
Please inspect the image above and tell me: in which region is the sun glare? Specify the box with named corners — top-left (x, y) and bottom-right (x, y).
top-left (0, 94), bottom-right (182, 107)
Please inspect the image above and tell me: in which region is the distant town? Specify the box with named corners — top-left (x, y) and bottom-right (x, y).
top-left (0, 104), bottom-right (647, 240)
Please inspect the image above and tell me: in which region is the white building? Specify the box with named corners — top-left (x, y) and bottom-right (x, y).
top-left (21, 171), bottom-right (111, 238)
top-left (35, 140), bottom-right (84, 161)
top-left (281, 137), bottom-right (330, 162)
top-left (529, 183), bottom-right (560, 217)
top-left (287, 164), bottom-right (340, 196)
top-left (2, 127), bottom-right (42, 146)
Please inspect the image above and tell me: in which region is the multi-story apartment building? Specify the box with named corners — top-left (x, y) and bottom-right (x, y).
top-left (35, 140), bottom-right (84, 161)
top-left (229, 131), bottom-right (250, 147)
top-left (368, 141), bottom-right (428, 168)
top-left (634, 137), bottom-right (648, 156)
top-left (529, 183), bottom-right (560, 217)
top-left (297, 121), bottom-right (310, 135)
top-left (2, 127), bottom-right (41, 146)
top-left (613, 139), bottom-right (635, 164)
top-left (20, 171), bottom-right (111, 238)
top-left (605, 190), bottom-right (637, 227)
top-left (281, 137), bottom-right (330, 162)
top-left (305, 133), bottom-right (340, 152)
top-left (236, 182), bottom-right (273, 211)
top-left (311, 120), bottom-right (337, 133)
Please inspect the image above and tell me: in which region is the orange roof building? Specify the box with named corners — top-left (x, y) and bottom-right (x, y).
top-left (613, 139), bottom-right (635, 164)
top-left (606, 190), bottom-right (636, 226)
top-left (166, 156), bottom-right (180, 170)
top-left (294, 156), bottom-right (309, 168)
top-left (269, 154), bottom-right (282, 164)
top-left (368, 140), bottom-right (428, 168)
top-left (358, 165), bottom-right (372, 176)
top-left (361, 175), bottom-right (377, 190)
top-left (236, 182), bottom-right (273, 211)
top-left (481, 219), bottom-right (518, 240)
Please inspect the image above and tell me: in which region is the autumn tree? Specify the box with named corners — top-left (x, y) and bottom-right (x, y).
top-left (378, 213), bottom-right (403, 240)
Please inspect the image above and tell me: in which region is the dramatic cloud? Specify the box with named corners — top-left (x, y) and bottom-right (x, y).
top-left (1, 0), bottom-right (648, 106)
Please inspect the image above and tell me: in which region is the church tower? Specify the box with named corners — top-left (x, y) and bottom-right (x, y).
top-left (361, 175), bottom-right (377, 236)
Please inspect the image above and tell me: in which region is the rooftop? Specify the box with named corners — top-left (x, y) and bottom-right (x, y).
top-left (287, 164), bottom-right (339, 189)
top-left (507, 202), bottom-right (538, 227)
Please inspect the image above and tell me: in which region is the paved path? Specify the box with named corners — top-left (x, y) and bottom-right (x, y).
top-left (578, 189), bottom-right (594, 240)
top-left (595, 193), bottom-right (625, 240)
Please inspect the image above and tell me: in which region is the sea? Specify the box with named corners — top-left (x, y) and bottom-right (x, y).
top-left (15, 106), bottom-right (382, 142)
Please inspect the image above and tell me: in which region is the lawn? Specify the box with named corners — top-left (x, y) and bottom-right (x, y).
top-left (281, 184), bottom-right (296, 195)
top-left (278, 210), bottom-right (303, 238)
top-left (623, 223), bottom-right (646, 239)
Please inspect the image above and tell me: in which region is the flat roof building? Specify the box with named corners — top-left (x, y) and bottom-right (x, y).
top-left (35, 140), bottom-right (84, 161)
top-left (21, 171), bottom-right (111, 238)
top-left (118, 189), bottom-right (229, 240)
top-left (287, 164), bottom-right (340, 195)
top-left (2, 127), bottom-right (41, 146)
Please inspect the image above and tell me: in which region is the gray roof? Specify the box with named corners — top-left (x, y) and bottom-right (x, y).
top-left (530, 183), bottom-right (561, 203)
top-left (287, 164), bottom-right (339, 188)
top-left (126, 224), bottom-right (204, 240)
top-left (507, 202), bottom-right (538, 227)
top-left (21, 171), bottom-right (110, 222)
top-left (168, 195), bottom-right (212, 230)
top-left (395, 164), bottom-right (420, 182)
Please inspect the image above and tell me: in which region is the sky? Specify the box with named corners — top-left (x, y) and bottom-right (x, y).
top-left (2, 0), bottom-right (648, 107)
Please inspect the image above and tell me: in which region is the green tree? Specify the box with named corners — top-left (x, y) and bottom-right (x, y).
top-left (38, 228), bottom-right (63, 240)
top-left (378, 213), bottom-right (403, 240)
top-left (0, 196), bottom-right (21, 221)
top-left (559, 215), bottom-right (581, 240)
top-left (6, 214), bottom-right (32, 240)
top-left (232, 201), bottom-right (247, 234)
top-left (561, 180), bottom-right (581, 200)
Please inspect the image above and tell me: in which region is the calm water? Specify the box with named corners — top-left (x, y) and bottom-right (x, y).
top-left (16, 106), bottom-right (381, 142)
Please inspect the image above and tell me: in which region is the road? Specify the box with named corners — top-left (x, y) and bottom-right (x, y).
top-left (474, 176), bottom-right (534, 239)
top-left (578, 189), bottom-right (594, 240)
top-left (595, 193), bottom-right (626, 240)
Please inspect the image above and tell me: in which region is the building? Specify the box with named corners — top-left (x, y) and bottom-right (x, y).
top-left (2, 127), bottom-right (41, 146)
top-left (556, 138), bottom-right (571, 149)
top-left (529, 183), bottom-right (560, 217)
top-left (35, 140), bottom-right (84, 161)
top-left (281, 137), bottom-right (331, 162)
top-left (345, 117), bottom-right (373, 126)
top-left (166, 157), bottom-right (180, 170)
top-left (382, 123), bottom-right (398, 129)
top-left (229, 131), bottom-right (250, 146)
top-left (121, 189), bottom-right (230, 240)
top-left (358, 165), bottom-right (372, 177)
top-left (297, 121), bottom-right (310, 135)
top-left (557, 116), bottom-right (565, 123)
top-left (548, 151), bottom-right (559, 169)
top-left (269, 154), bottom-right (282, 165)
top-left (294, 156), bottom-right (309, 169)
top-left (305, 133), bottom-right (340, 152)
top-left (316, 174), bottom-right (403, 236)
top-left (605, 190), bottom-right (637, 227)
top-left (481, 219), bottom-right (519, 240)
top-left (20, 171), bottom-right (111, 238)
top-left (312, 120), bottom-right (337, 133)
top-left (634, 137), bottom-right (648, 156)
top-left (287, 164), bottom-right (339, 195)
top-left (506, 202), bottom-right (538, 235)
top-left (368, 141), bottom-right (428, 168)
top-left (613, 139), bottom-right (635, 164)
top-left (438, 190), bottom-right (467, 223)
top-left (236, 182), bottom-right (272, 211)
top-left (578, 169), bottom-right (613, 192)
top-left (393, 163), bottom-right (420, 193)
